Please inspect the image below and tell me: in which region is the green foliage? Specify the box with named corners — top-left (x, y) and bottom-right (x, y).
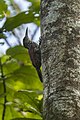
top-left (0, 0), bottom-right (42, 119)
top-left (0, 46), bottom-right (43, 120)
top-left (0, 0), bottom-right (9, 18)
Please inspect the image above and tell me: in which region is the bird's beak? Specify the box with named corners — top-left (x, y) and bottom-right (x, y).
top-left (25, 27), bottom-right (28, 37)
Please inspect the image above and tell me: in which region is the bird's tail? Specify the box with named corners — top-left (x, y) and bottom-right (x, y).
top-left (36, 68), bottom-right (43, 82)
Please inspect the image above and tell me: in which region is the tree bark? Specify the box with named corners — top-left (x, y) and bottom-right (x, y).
top-left (41, 0), bottom-right (80, 120)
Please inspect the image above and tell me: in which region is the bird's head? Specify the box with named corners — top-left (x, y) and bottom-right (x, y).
top-left (23, 27), bottom-right (31, 49)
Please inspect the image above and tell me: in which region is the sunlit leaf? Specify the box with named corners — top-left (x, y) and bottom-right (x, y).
top-left (6, 65), bottom-right (43, 90)
top-left (1, 55), bottom-right (10, 64)
top-left (4, 105), bottom-right (23, 119)
top-left (24, 112), bottom-right (42, 119)
top-left (14, 90), bottom-right (42, 112)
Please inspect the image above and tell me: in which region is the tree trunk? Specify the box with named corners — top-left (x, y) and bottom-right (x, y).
top-left (41, 0), bottom-right (80, 120)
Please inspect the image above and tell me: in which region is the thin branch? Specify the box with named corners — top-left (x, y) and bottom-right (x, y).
top-left (0, 58), bottom-right (7, 120)
top-left (12, 31), bottom-right (21, 45)
top-left (5, 39), bottom-right (11, 47)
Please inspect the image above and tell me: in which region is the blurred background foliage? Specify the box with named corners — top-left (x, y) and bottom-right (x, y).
top-left (0, 0), bottom-right (43, 120)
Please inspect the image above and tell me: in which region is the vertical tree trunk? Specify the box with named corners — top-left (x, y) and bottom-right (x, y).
top-left (41, 0), bottom-right (80, 120)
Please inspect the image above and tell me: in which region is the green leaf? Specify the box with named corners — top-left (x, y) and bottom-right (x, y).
top-left (6, 46), bottom-right (31, 63)
top-left (4, 105), bottom-right (23, 120)
top-left (2, 11), bottom-right (40, 31)
top-left (28, 0), bottom-right (40, 13)
top-left (14, 90), bottom-right (42, 112)
top-left (0, 0), bottom-right (8, 18)
top-left (1, 55), bottom-right (10, 64)
top-left (3, 59), bottom-right (20, 74)
top-left (6, 65), bottom-right (43, 90)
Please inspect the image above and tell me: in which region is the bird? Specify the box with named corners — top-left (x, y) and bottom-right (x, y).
top-left (23, 28), bottom-right (42, 82)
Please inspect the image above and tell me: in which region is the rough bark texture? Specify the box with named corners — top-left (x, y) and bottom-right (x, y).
top-left (41, 0), bottom-right (80, 120)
